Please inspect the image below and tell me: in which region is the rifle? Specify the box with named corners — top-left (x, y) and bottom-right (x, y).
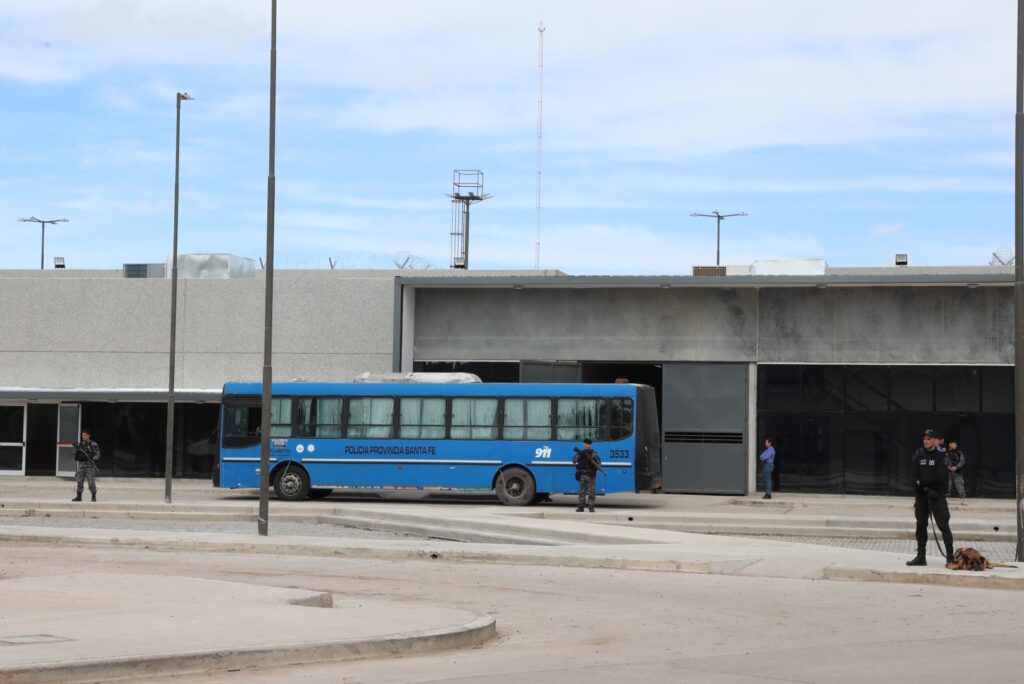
top-left (75, 442), bottom-right (99, 468)
top-left (573, 446), bottom-right (605, 474)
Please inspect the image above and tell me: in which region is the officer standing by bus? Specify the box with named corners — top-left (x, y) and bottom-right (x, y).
top-left (906, 428), bottom-right (954, 566)
top-left (573, 438), bottom-right (601, 512)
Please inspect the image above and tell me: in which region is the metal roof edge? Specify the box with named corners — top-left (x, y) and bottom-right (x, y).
top-left (395, 273), bottom-right (1013, 287)
top-left (0, 387), bottom-right (223, 402)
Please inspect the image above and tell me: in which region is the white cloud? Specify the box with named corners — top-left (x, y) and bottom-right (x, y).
top-left (870, 222), bottom-right (905, 236)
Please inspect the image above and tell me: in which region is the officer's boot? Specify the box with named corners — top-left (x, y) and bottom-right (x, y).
top-left (945, 544), bottom-right (955, 565)
top-left (71, 493), bottom-right (82, 502)
top-left (91, 493), bottom-right (97, 502)
top-left (906, 549), bottom-right (927, 566)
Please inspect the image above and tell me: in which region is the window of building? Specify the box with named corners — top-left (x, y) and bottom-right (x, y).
top-left (347, 398), bottom-right (394, 439)
top-left (801, 366), bottom-right (844, 412)
top-left (935, 367), bottom-right (980, 413)
top-left (451, 398), bottom-right (499, 440)
top-left (845, 366), bottom-right (888, 411)
top-left (503, 398), bottom-right (552, 440)
top-left (758, 366), bottom-right (801, 411)
top-left (891, 367), bottom-right (933, 412)
top-left (399, 398), bottom-right (446, 439)
top-left (556, 398), bottom-right (605, 441)
top-left (982, 367), bottom-right (1013, 413)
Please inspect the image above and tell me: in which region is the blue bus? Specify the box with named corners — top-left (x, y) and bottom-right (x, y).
top-left (215, 381), bottom-right (661, 505)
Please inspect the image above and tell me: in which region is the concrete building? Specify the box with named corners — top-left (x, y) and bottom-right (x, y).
top-left (0, 259), bottom-right (1016, 498)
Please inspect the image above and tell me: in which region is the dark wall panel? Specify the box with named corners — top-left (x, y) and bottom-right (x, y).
top-left (757, 365), bottom-right (1014, 498)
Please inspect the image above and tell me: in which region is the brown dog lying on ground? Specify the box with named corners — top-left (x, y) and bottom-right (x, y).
top-left (945, 547), bottom-right (1017, 571)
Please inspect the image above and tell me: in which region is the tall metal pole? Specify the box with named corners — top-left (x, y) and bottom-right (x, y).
top-left (165, 92), bottom-right (192, 504)
top-left (716, 215), bottom-right (722, 266)
top-left (1014, 0), bottom-right (1024, 563)
top-left (258, 0), bottom-right (277, 537)
top-left (534, 22), bottom-right (545, 270)
top-left (462, 201), bottom-right (471, 270)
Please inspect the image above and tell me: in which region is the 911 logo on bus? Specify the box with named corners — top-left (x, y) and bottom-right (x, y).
top-left (534, 446), bottom-right (552, 459)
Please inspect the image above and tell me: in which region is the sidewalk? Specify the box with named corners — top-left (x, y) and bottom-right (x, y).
top-left (0, 571), bottom-right (494, 684)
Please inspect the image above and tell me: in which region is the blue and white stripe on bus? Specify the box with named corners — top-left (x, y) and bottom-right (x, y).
top-left (302, 458), bottom-right (501, 465)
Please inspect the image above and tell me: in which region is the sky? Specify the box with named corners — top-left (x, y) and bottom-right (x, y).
top-left (0, 1), bottom-right (1017, 275)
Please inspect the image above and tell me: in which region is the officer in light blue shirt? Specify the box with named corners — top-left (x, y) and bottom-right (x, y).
top-left (759, 438), bottom-right (776, 500)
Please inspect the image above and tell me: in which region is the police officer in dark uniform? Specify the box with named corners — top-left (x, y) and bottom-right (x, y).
top-left (906, 428), bottom-right (954, 566)
top-left (72, 428), bottom-right (101, 502)
top-left (572, 438), bottom-right (601, 513)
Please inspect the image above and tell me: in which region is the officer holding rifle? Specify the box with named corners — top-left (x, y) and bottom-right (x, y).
top-left (573, 438), bottom-right (602, 513)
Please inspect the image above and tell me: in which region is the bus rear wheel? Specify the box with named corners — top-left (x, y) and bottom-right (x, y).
top-left (495, 467), bottom-right (535, 506)
top-left (274, 465), bottom-right (310, 501)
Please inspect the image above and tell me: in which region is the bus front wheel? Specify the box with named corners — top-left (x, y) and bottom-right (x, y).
top-left (495, 467), bottom-right (535, 506)
top-left (274, 465), bottom-right (310, 501)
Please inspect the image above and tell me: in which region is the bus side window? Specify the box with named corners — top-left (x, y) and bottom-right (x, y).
top-left (503, 398), bottom-right (552, 440)
top-left (609, 398), bottom-right (634, 440)
top-left (451, 398), bottom-right (498, 440)
top-left (223, 403), bottom-right (261, 448)
top-left (347, 397), bottom-right (395, 439)
top-left (316, 398), bottom-right (343, 438)
top-left (270, 397), bottom-right (293, 437)
top-left (556, 398), bottom-right (606, 442)
top-left (296, 398), bottom-right (315, 437)
top-left (399, 397), bottom-right (446, 439)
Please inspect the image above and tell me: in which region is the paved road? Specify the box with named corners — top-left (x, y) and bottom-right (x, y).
top-left (3, 542), bottom-right (1022, 684)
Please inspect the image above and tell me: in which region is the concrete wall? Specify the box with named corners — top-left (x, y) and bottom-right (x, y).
top-left (756, 286), bottom-right (1012, 364)
top-left (0, 270), bottom-right (397, 389)
top-left (412, 284), bottom-right (1012, 365)
top-left (413, 288), bottom-right (759, 362)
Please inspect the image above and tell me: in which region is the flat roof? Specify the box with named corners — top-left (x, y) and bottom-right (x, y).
top-left (396, 265), bottom-right (1014, 288)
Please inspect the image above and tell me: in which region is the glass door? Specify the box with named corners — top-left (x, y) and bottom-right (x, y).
top-left (0, 404), bottom-right (27, 476)
top-left (55, 403), bottom-right (81, 477)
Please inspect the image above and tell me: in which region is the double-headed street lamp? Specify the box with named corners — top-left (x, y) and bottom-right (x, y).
top-left (18, 216), bottom-right (68, 269)
top-left (165, 91), bottom-right (194, 505)
top-left (690, 211), bottom-right (747, 266)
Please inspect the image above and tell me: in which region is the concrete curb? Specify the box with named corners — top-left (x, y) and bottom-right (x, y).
top-left (3, 528), bottom-right (1021, 592)
top-left (822, 566), bottom-right (1024, 591)
top-left (0, 609), bottom-right (496, 684)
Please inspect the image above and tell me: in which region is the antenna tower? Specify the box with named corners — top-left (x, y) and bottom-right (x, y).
top-left (447, 170), bottom-right (491, 269)
top-left (535, 22), bottom-right (545, 270)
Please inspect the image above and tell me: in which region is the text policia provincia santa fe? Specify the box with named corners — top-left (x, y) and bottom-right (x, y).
top-left (343, 445), bottom-right (438, 456)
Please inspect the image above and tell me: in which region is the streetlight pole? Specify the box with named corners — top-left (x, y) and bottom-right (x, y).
top-left (1014, 0), bottom-right (1024, 563)
top-left (18, 217), bottom-right (68, 269)
top-left (690, 211), bottom-right (748, 266)
top-left (258, 0), bottom-right (278, 537)
top-left (165, 91), bottom-right (194, 505)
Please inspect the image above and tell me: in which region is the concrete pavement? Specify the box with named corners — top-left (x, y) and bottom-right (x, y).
top-left (1, 477), bottom-right (1022, 681)
top-left (0, 572), bottom-right (495, 683)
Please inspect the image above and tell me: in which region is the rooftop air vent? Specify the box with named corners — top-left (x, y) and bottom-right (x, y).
top-left (895, 254), bottom-right (908, 266)
top-left (692, 266), bottom-right (727, 277)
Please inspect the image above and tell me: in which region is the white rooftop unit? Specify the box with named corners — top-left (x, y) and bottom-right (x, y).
top-left (353, 372), bottom-right (482, 384)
